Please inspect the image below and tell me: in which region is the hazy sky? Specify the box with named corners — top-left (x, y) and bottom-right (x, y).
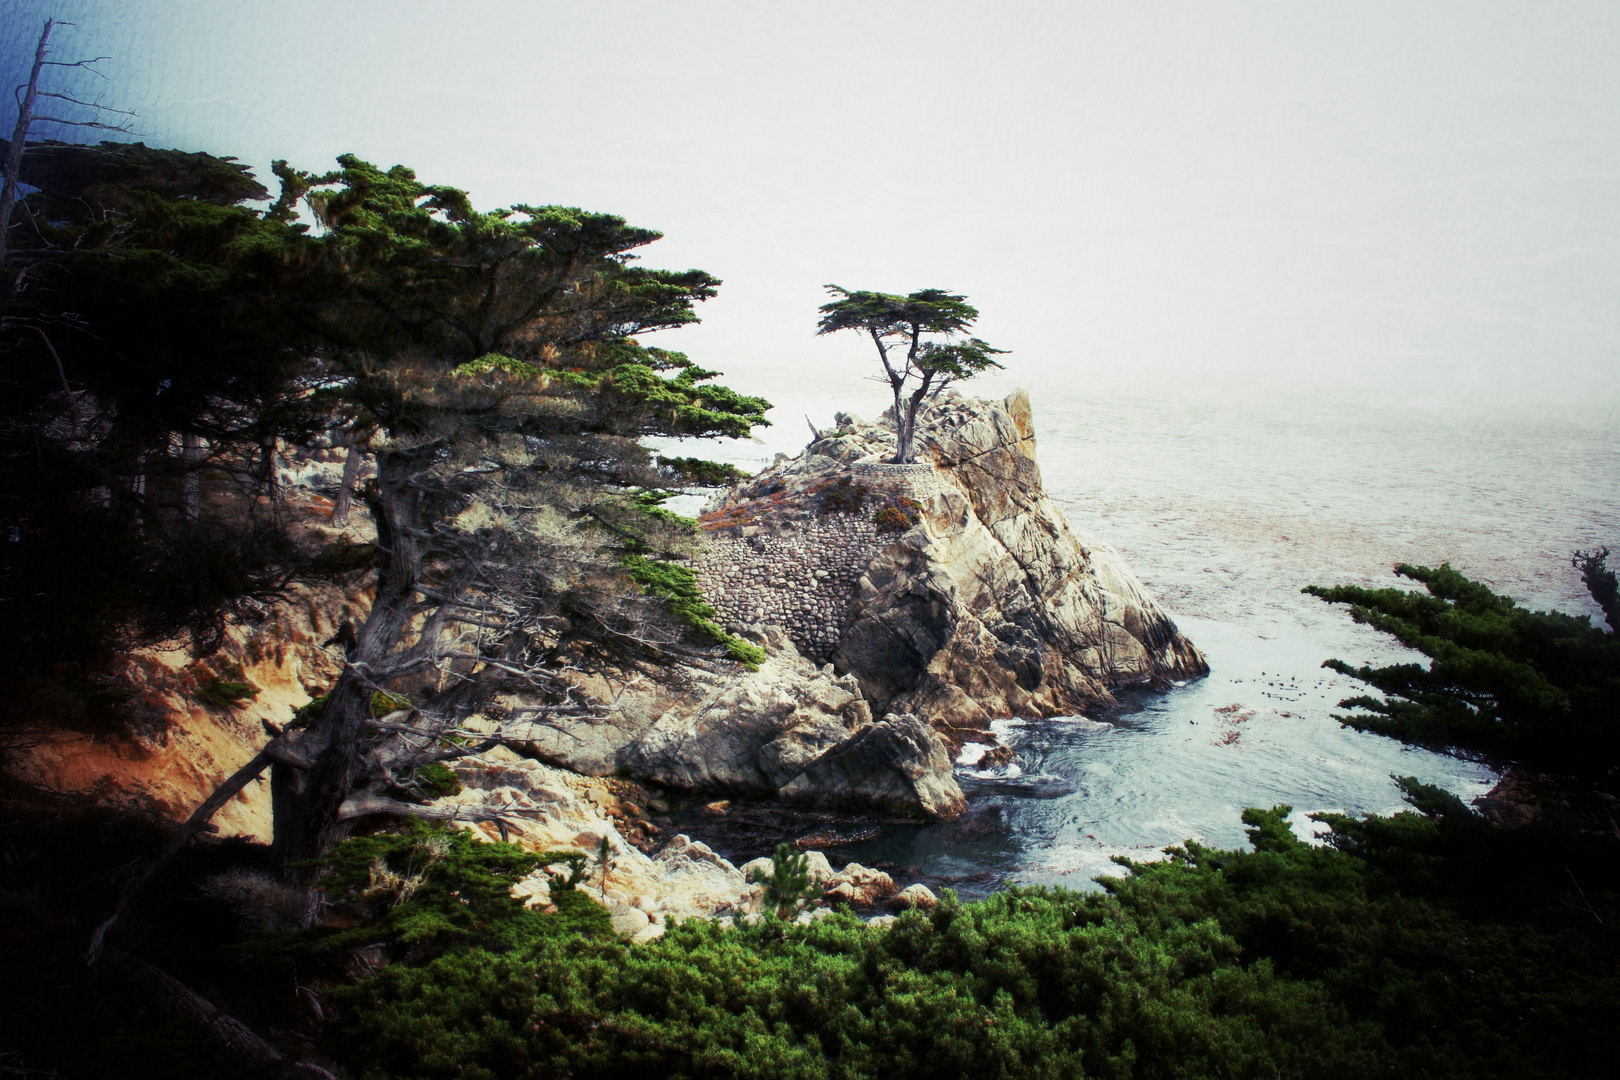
top-left (5, 1), bottom-right (1619, 419)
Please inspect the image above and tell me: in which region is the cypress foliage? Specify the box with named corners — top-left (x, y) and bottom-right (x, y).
top-left (1305, 561), bottom-right (1620, 779)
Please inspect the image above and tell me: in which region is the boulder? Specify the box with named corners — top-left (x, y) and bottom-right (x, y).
top-left (608, 902), bottom-right (652, 937)
top-left (888, 883), bottom-right (938, 910)
top-left (779, 713), bottom-right (965, 819)
top-left (757, 714), bottom-right (854, 788)
top-left (510, 874), bottom-right (552, 909)
top-left (650, 834), bottom-right (752, 919)
top-left (821, 862), bottom-right (897, 906)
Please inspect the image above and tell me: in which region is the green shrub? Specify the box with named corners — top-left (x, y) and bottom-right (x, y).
top-left (324, 790), bottom-right (1617, 1080)
top-left (194, 677), bottom-right (258, 708)
top-left (263, 822), bottom-right (609, 967)
top-left (398, 762), bottom-right (463, 800)
top-left (289, 692), bottom-right (329, 728)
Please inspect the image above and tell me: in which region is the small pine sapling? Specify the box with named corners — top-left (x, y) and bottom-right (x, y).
top-left (748, 843), bottom-right (821, 919)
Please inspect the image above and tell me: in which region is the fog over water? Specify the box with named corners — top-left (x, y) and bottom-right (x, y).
top-left (4, 2), bottom-right (1616, 885)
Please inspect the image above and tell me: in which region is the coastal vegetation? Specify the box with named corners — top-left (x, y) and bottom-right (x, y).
top-left (1305, 559), bottom-right (1620, 783)
top-left (3, 543), bottom-right (1611, 1077)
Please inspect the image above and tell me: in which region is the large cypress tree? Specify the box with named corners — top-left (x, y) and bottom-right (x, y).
top-left (258, 156), bottom-right (770, 869)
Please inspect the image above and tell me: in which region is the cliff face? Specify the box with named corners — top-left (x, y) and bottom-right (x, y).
top-left (5, 578), bottom-right (363, 840)
top-left (695, 389), bottom-right (1206, 745)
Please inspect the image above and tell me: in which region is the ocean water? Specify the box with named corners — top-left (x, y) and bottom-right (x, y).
top-left (656, 376), bottom-right (1619, 894)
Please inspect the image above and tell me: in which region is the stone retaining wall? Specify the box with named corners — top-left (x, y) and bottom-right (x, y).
top-left (849, 462), bottom-right (945, 501)
top-left (691, 514), bottom-right (886, 663)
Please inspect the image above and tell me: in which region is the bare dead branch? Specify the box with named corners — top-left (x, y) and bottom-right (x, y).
top-left (32, 325), bottom-right (71, 396)
top-left (36, 89), bottom-right (136, 115)
top-left (30, 115), bottom-right (134, 131)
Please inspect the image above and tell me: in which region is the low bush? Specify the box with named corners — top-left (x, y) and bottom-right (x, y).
top-left (320, 793), bottom-right (1615, 1080)
top-left (260, 822), bottom-right (610, 969)
top-left (814, 476), bottom-right (870, 515)
top-left (194, 677), bottom-right (258, 708)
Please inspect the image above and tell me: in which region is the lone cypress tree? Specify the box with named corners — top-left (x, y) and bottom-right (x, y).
top-left (815, 285), bottom-right (1006, 464)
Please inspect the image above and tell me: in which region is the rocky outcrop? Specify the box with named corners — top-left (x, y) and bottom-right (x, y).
top-left (778, 713), bottom-right (965, 819)
top-left (442, 750), bottom-right (933, 932)
top-left (508, 627), bottom-right (963, 820)
top-left (695, 389), bottom-right (1206, 743)
top-left (505, 389), bottom-right (1200, 815)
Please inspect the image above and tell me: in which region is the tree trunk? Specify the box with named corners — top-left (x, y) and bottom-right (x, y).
top-left (890, 385), bottom-right (912, 464)
top-left (0, 20), bottom-right (51, 268)
top-left (330, 440), bottom-right (362, 526)
top-left (270, 446), bottom-right (430, 874)
top-left (127, 448), bottom-right (147, 530)
top-left (181, 432), bottom-right (203, 521)
top-left (258, 433), bottom-right (278, 497)
top-left (898, 389), bottom-right (928, 465)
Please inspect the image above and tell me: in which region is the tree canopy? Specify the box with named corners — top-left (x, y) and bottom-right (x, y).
top-left (0, 139), bottom-right (328, 662)
top-left (0, 142), bottom-right (771, 881)
top-left (1306, 558), bottom-right (1620, 782)
top-left (815, 285), bottom-right (1005, 463)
